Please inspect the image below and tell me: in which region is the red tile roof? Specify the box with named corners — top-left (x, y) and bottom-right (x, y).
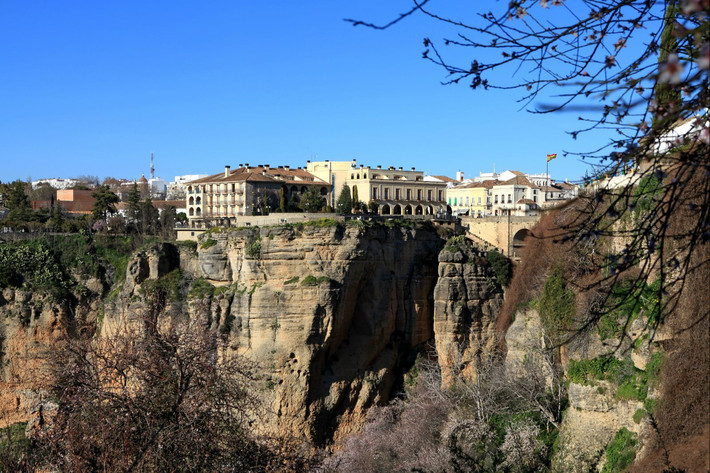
top-left (430, 175), bottom-right (458, 183)
top-left (187, 166), bottom-right (327, 186)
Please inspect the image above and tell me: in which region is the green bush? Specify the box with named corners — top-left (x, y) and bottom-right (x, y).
top-left (200, 238), bottom-right (218, 250)
top-left (486, 250), bottom-right (513, 287)
top-left (245, 239), bottom-right (261, 259)
top-left (301, 275), bottom-right (330, 286)
top-left (597, 279), bottom-right (662, 340)
top-left (284, 276), bottom-right (299, 285)
top-left (602, 428), bottom-right (637, 473)
top-left (444, 235), bottom-right (466, 253)
top-left (140, 269), bottom-right (183, 302)
top-left (188, 277), bottom-right (216, 299)
top-left (538, 265), bottom-right (576, 344)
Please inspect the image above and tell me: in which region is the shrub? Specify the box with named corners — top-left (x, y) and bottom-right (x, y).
top-left (200, 238), bottom-right (218, 250)
top-left (283, 276), bottom-right (299, 285)
top-left (245, 239), bottom-right (261, 259)
top-left (602, 428), bottom-right (637, 473)
top-left (188, 277), bottom-right (216, 299)
top-left (487, 250), bottom-right (513, 287)
top-left (300, 275), bottom-right (330, 286)
top-left (538, 265), bottom-right (576, 344)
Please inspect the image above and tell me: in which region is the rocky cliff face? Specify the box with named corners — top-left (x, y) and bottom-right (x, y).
top-left (433, 243), bottom-right (505, 385)
top-left (165, 223), bottom-right (445, 444)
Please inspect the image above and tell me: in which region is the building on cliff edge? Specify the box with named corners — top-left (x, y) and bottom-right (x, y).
top-left (184, 164), bottom-right (331, 228)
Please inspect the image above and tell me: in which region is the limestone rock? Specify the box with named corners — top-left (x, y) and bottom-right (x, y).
top-left (433, 245), bottom-right (504, 384)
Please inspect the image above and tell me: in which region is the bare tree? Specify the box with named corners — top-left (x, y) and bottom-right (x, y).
top-left (33, 314), bottom-right (268, 473)
top-left (348, 1), bottom-right (709, 338)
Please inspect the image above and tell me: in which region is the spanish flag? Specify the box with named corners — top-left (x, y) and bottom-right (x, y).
top-left (547, 153), bottom-right (557, 162)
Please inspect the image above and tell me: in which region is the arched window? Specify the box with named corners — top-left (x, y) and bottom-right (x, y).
top-left (189, 197), bottom-right (194, 205)
top-left (189, 207), bottom-right (194, 216)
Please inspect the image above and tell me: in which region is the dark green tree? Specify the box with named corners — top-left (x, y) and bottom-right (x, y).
top-left (127, 183), bottom-right (142, 225)
top-left (299, 188), bottom-right (325, 213)
top-left (141, 198), bottom-right (159, 235)
top-left (5, 180), bottom-right (34, 224)
top-left (336, 184), bottom-right (353, 214)
top-left (352, 185), bottom-right (359, 209)
top-left (91, 185), bottom-right (119, 222)
top-left (48, 202), bottom-right (65, 232)
top-left (278, 187), bottom-right (287, 213)
top-left (160, 206), bottom-right (177, 240)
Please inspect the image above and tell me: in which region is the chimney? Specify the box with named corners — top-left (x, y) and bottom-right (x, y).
top-left (265, 164), bottom-right (270, 170)
top-left (377, 165), bottom-right (382, 169)
top-left (238, 163), bottom-right (243, 168)
top-left (245, 163), bottom-right (249, 169)
top-left (225, 165), bottom-right (230, 177)
top-left (456, 171), bottom-right (464, 182)
top-left (398, 167), bottom-right (403, 171)
top-left (411, 167), bottom-right (415, 171)
top-left (285, 165), bottom-right (290, 170)
top-left (307, 160), bottom-right (311, 164)
top-left (325, 159), bottom-right (329, 163)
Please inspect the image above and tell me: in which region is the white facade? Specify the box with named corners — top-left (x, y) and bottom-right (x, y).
top-left (31, 178), bottom-right (80, 190)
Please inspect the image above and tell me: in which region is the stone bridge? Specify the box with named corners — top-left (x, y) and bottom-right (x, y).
top-left (460, 215), bottom-right (539, 258)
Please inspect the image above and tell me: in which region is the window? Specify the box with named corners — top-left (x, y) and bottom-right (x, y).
top-left (454, 198), bottom-right (457, 206)
top-left (427, 190), bottom-right (431, 201)
top-left (438, 190), bottom-right (443, 201)
top-left (533, 195), bottom-right (537, 203)
top-left (465, 196), bottom-right (469, 206)
top-left (495, 195), bottom-right (499, 204)
top-left (508, 194), bottom-right (512, 203)
top-left (372, 188), bottom-right (378, 199)
top-left (478, 197), bottom-right (481, 205)
top-left (395, 189), bottom-right (400, 200)
top-left (384, 188), bottom-right (389, 199)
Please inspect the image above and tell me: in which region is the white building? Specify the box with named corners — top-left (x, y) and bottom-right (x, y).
top-left (31, 178), bottom-right (80, 190)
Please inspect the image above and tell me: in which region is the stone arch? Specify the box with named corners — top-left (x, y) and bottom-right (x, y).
top-left (301, 186), bottom-right (307, 194)
top-left (187, 185), bottom-right (193, 193)
top-left (189, 196), bottom-right (194, 205)
top-left (189, 207), bottom-right (194, 216)
top-left (291, 185), bottom-right (298, 195)
top-left (381, 204), bottom-right (391, 215)
top-left (404, 204), bottom-right (412, 215)
top-left (426, 205), bottom-right (433, 215)
top-left (195, 196), bottom-right (201, 205)
top-left (320, 186), bottom-right (328, 196)
top-left (393, 204), bottom-right (402, 215)
top-left (195, 207), bottom-right (201, 216)
top-left (415, 205), bottom-right (423, 215)
top-left (512, 228), bottom-right (531, 258)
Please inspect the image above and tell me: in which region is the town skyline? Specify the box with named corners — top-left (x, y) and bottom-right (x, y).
top-left (1, 1), bottom-right (614, 185)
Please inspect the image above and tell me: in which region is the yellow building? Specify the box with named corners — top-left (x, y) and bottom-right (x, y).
top-left (446, 181), bottom-right (495, 217)
top-left (307, 160), bottom-right (449, 215)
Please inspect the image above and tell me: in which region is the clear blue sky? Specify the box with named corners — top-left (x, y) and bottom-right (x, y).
top-left (1, 1), bottom-right (616, 184)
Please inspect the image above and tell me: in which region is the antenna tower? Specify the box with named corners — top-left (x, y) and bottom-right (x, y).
top-left (150, 152), bottom-right (155, 179)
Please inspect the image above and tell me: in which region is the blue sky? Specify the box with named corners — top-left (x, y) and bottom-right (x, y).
top-left (1, 1), bottom-right (618, 184)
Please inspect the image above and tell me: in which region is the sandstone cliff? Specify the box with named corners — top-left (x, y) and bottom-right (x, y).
top-left (433, 240), bottom-right (505, 385)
